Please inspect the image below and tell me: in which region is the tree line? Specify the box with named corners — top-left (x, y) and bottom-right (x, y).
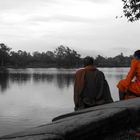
top-left (0, 43), bottom-right (132, 68)
top-left (0, 43), bottom-right (82, 68)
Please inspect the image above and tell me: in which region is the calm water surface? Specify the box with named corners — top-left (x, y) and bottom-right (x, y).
top-left (0, 68), bottom-right (129, 136)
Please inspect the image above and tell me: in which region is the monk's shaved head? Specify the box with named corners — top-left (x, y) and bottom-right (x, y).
top-left (83, 56), bottom-right (94, 67)
top-left (134, 50), bottom-right (140, 59)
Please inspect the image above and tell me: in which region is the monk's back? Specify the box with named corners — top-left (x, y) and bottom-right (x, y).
top-left (81, 70), bottom-right (97, 99)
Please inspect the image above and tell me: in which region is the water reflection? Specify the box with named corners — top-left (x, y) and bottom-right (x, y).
top-left (32, 73), bottom-right (55, 83)
top-left (9, 73), bottom-right (32, 84)
top-left (0, 68), bottom-right (129, 137)
top-left (0, 73), bottom-right (9, 93)
top-left (0, 72), bottom-right (74, 93)
top-left (0, 68), bottom-right (128, 94)
top-left (56, 74), bottom-right (74, 89)
top-left (33, 73), bottom-right (74, 89)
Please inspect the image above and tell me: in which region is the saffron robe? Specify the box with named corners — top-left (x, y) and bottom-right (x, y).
top-left (74, 65), bottom-right (113, 109)
top-left (117, 58), bottom-right (140, 96)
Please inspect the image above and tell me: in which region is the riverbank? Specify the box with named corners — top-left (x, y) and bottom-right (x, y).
top-left (4, 65), bottom-right (130, 69)
top-left (1, 98), bottom-right (140, 140)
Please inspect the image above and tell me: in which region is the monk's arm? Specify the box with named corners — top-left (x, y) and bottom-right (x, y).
top-left (74, 74), bottom-right (79, 107)
top-left (125, 59), bottom-right (137, 87)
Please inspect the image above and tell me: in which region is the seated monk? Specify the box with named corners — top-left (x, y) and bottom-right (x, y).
top-left (117, 50), bottom-right (140, 100)
top-left (74, 56), bottom-right (113, 111)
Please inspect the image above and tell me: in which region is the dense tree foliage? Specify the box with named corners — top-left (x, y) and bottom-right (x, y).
top-left (0, 43), bottom-right (11, 67)
top-left (122, 0), bottom-right (140, 21)
top-left (8, 45), bottom-right (82, 68)
top-left (95, 53), bottom-right (132, 67)
top-left (54, 45), bottom-right (81, 67)
top-left (0, 43), bottom-right (133, 68)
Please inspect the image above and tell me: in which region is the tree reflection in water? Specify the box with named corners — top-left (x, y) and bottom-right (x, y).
top-left (0, 72), bottom-right (75, 93)
top-left (0, 68), bottom-right (128, 96)
top-left (0, 73), bottom-right (9, 93)
top-left (9, 73), bottom-right (31, 84)
top-left (33, 73), bottom-right (74, 89)
top-left (56, 74), bottom-right (74, 89)
top-left (32, 74), bottom-right (54, 83)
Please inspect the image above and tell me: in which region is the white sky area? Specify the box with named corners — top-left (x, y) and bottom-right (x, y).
top-left (0, 0), bottom-right (140, 57)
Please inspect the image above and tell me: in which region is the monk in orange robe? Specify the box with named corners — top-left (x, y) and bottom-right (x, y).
top-left (74, 56), bottom-right (113, 111)
top-left (117, 50), bottom-right (140, 100)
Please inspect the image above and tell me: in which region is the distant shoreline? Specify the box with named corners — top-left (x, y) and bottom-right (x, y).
top-left (0, 65), bottom-right (129, 70)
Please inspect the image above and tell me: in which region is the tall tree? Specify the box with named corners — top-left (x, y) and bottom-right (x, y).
top-left (54, 45), bottom-right (81, 67)
top-left (122, 0), bottom-right (140, 21)
top-left (0, 43), bottom-right (11, 67)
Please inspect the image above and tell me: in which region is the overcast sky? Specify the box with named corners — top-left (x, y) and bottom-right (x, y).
top-left (0, 0), bottom-right (140, 57)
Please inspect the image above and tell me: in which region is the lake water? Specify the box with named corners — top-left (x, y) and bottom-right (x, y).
top-left (0, 67), bottom-right (129, 136)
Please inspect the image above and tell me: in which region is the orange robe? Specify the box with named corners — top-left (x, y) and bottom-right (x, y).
top-left (117, 58), bottom-right (140, 95)
top-left (74, 65), bottom-right (113, 108)
top-left (74, 66), bottom-right (96, 106)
